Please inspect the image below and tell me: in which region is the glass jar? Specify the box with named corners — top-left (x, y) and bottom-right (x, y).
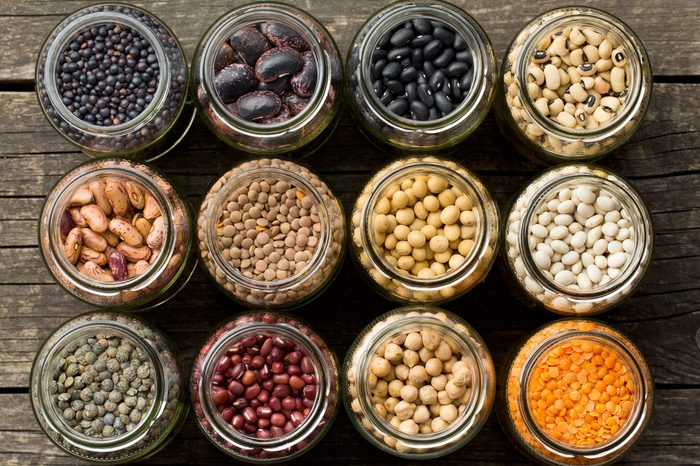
top-left (39, 158), bottom-right (196, 310)
top-left (351, 156), bottom-right (499, 304)
top-left (192, 3), bottom-right (342, 156)
top-left (30, 311), bottom-right (188, 463)
top-left (498, 319), bottom-right (653, 465)
top-left (494, 7), bottom-right (652, 164)
top-left (501, 164), bottom-right (653, 315)
top-left (343, 306), bottom-right (495, 458)
top-left (346, 0), bottom-right (496, 151)
top-left (197, 158), bottom-right (346, 309)
top-left (191, 311), bottom-right (339, 463)
top-left (36, 3), bottom-right (193, 161)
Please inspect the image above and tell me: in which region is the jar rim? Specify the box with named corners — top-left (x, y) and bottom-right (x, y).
top-left (197, 2), bottom-right (331, 134)
top-left (193, 314), bottom-right (338, 457)
top-left (358, 157), bottom-right (495, 292)
top-left (38, 4), bottom-right (174, 137)
top-left (39, 159), bottom-right (178, 298)
top-left (513, 320), bottom-right (653, 458)
top-left (203, 164), bottom-right (334, 295)
top-left (512, 6), bottom-right (652, 144)
top-left (356, 0), bottom-right (493, 131)
top-left (346, 306), bottom-right (495, 458)
top-left (30, 312), bottom-right (170, 455)
top-left (516, 164), bottom-right (653, 301)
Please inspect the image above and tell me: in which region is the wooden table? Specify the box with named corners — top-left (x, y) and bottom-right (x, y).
top-left (2, 1), bottom-right (699, 464)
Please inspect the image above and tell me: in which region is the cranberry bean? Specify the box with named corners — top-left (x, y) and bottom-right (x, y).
top-left (104, 179), bottom-right (130, 217)
top-left (81, 260), bottom-right (114, 281)
top-left (142, 193), bottom-right (161, 220)
top-left (80, 246), bottom-right (107, 266)
top-left (124, 181), bottom-right (145, 210)
top-left (125, 259), bottom-right (147, 279)
top-left (81, 228), bottom-right (107, 252)
top-left (88, 181), bottom-right (113, 217)
top-left (146, 216), bottom-right (164, 249)
top-left (116, 242), bottom-right (151, 262)
top-left (81, 204), bottom-right (109, 233)
top-left (109, 218), bottom-right (143, 246)
top-left (64, 228), bottom-right (82, 264)
top-left (68, 207), bottom-right (88, 228)
top-left (69, 187), bottom-right (93, 206)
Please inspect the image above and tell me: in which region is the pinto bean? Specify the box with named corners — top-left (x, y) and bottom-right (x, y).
top-left (105, 179), bottom-right (130, 217)
top-left (80, 246), bottom-right (108, 266)
top-left (127, 260), bottom-right (150, 278)
top-left (80, 204), bottom-right (110, 233)
top-left (147, 216), bottom-right (165, 249)
top-left (81, 228), bottom-right (108, 252)
top-left (88, 180), bottom-right (112, 216)
top-left (102, 230), bottom-right (120, 247)
top-left (143, 193), bottom-right (161, 220)
top-left (81, 261), bottom-right (114, 281)
top-left (124, 181), bottom-right (145, 209)
top-left (64, 227), bottom-right (82, 264)
top-left (69, 187), bottom-right (93, 206)
top-left (69, 207), bottom-right (88, 227)
top-left (133, 216), bottom-right (152, 239)
top-left (116, 242), bottom-right (152, 262)
top-left (109, 218), bottom-right (144, 246)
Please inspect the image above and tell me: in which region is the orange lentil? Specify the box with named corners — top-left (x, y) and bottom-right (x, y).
top-left (527, 338), bottom-right (636, 447)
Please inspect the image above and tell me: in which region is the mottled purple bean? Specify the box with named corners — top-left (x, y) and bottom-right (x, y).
top-left (264, 22), bottom-right (309, 51)
top-left (215, 42), bottom-right (236, 73)
top-left (229, 26), bottom-right (271, 66)
top-left (254, 47), bottom-right (303, 83)
top-left (215, 63), bottom-right (258, 104)
top-left (261, 105), bottom-right (291, 125)
top-left (290, 51), bottom-right (317, 98)
top-left (108, 251), bottom-right (129, 281)
top-left (257, 76), bottom-right (289, 95)
top-left (232, 91), bottom-right (282, 121)
top-left (283, 92), bottom-right (309, 116)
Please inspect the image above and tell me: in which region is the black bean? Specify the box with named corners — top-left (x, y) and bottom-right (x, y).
top-left (405, 82), bottom-right (418, 102)
top-left (460, 68), bottom-right (474, 91)
top-left (412, 19), bottom-right (431, 35)
top-left (231, 90), bottom-right (282, 121)
top-left (379, 89), bottom-right (394, 105)
top-left (372, 48), bottom-right (387, 62)
top-left (430, 20), bottom-right (446, 29)
top-left (428, 70), bottom-right (445, 92)
top-left (453, 34), bottom-right (467, 51)
top-left (450, 78), bottom-right (462, 100)
top-left (400, 67), bottom-right (418, 83)
top-left (417, 73), bottom-right (427, 85)
top-left (373, 59), bottom-right (387, 80)
top-left (411, 48), bottom-right (423, 68)
top-left (410, 100), bottom-right (429, 120)
top-left (433, 27), bottom-right (455, 46)
top-left (387, 47), bottom-right (411, 61)
top-left (446, 61), bottom-right (468, 77)
top-left (229, 26), bottom-right (270, 66)
top-left (417, 83), bottom-right (434, 107)
top-left (373, 79), bottom-right (385, 97)
top-left (387, 97), bottom-right (409, 115)
top-left (423, 39), bottom-right (444, 60)
top-left (455, 50), bottom-right (472, 64)
top-left (429, 107), bottom-right (440, 120)
top-left (434, 91), bottom-right (452, 113)
top-left (255, 47), bottom-right (303, 83)
top-left (400, 57), bottom-right (412, 68)
top-left (382, 61), bottom-right (402, 79)
top-left (264, 22), bottom-right (309, 51)
top-left (410, 34), bottom-right (433, 48)
top-left (215, 64), bottom-right (258, 103)
top-left (432, 48), bottom-right (455, 68)
top-left (386, 79), bottom-right (404, 94)
top-left (390, 28), bottom-right (415, 47)
top-left (378, 32), bottom-right (391, 49)
top-left (422, 61), bottom-right (436, 77)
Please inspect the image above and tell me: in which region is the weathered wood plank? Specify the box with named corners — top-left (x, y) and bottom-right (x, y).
top-left (1, 83), bottom-right (699, 178)
top-left (1, 387), bottom-right (698, 464)
top-left (1, 0), bottom-right (699, 81)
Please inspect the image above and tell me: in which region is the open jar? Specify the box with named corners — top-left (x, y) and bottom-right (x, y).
top-left (494, 7), bottom-right (652, 164)
top-left (36, 3), bottom-right (193, 161)
top-left (39, 158), bottom-right (196, 309)
top-left (197, 158), bottom-right (346, 309)
top-left (351, 156), bottom-right (498, 304)
top-left (501, 164), bottom-right (653, 315)
top-left (30, 311), bottom-right (188, 463)
top-left (346, 0), bottom-right (496, 151)
top-left (499, 319), bottom-right (653, 465)
top-left (191, 311), bottom-right (339, 463)
top-left (192, 3), bottom-right (342, 156)
top-left (343, 306), bottom-right (495, 458)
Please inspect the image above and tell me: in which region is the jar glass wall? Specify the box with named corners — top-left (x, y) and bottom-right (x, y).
top-left (343, 306), bottom-right (495, 458)
top-left (501, 164), bottom-right (653, 315)
top-left (197, 158), bottom-right (346, 309)
top-left (36, 3), bottom-right (192, 161)
top-left (498, 319), bottom-right (653, 465)
top-left (191, 311), bottom-right (339, 463)
top-left (39, 158), bottom-right (196, 310)
top-left (351, 156), bottom-right (498, 304)
top-left (30, 311), bottom-right (188, 463)
top-left (494, 7), bottom-right (652, 164)
top-left (346, 0), bottom-right (496, 151)
top-left (193, 3), bottom-right (342, 156)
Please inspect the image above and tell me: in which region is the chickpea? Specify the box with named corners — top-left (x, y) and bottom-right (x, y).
top-left (394, 400), bottom-right (416, 420)
top-left (444, 356), bottom-right (458, 373)
top-left (434, 341), bottom-right (452, 361)
top-left (413, 405), bottom-right (430, 424)
top-left (431, 417), bottom-right (449, 432)
top-left (425, 358), bottom-right (443, 377)
top-left (400, 384), bottom-right (418, 403)
top-left (374, 403), bottom-right (387, 417)
top-left (388, 379), bottom-right (404, 398)
top-left (374, 379), bottom-right (389, 398)
top-left (431, 374), bottom-right (447, 391)
top-left (439, 404), bottom-right (459, 423)
top-left (384, 397), bottom-right (399, 414)
top-left (418, 347), bottom-right (434, 363)
top-left (399, 419), bottom-right (419, 435)
top-left (419, 385), bottom-right (438, 405)
top-left (384, 343), bottom-right (404, 363)
top-left (451, 361), bottom-right (471, 386)
top-left (371, 357), bottom-right (392, 378)
top-left (390, 415), bottom-right (401, 429)
top-left (408, 365), bottom-right (429, 385)
top-left (403, 349), bottom-right (419, 368)
top-left (420, 329), bottom-right (441, 351)
top-left (438, 390), bottom-right (452, 405)
top-left (419, 421), bottom-right (433, 434)
top-left (446, 380), bottom-right (466, 400)
top-left (368, 373), bottom-right (377, 388)
top-left (404, 332), bottom-right (423, 351)
top-left (394, 364), bottom-right (409, 380)
top-left (429, 403), bottom-right (441, 417)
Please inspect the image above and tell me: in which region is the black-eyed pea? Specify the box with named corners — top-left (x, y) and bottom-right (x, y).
top-left (610, 67), bottom-right (626, 93)
top-left (542, 88), bottom-right (558, 102)
top-left (575, 107), bottom-right (588, 125)
top-left (600, 96), bottom-right (620, 112)
top-left (596, 58), bottom-right (613, 72)
top-left (88, 180), bottom-right (112, 216)
top-left (582, 28), bottom-right (604, 46)
top-left (548, 98), bottom-right (565, 116)
top-left (598, 39), bottom-right (612, 59)
top-left (593, 105), bottom-right (613, 123)
top-left (528, 66), bottom-right (545, 85)
top-left (556, 111), bottom-right (577, 128)
top-left (533, 49), bottom-right (550, 64)
top-left (558, 67), bottom-right (570, 86)
top-left (80, 228), bottom-right (107, 252)
top-left (64, 227), bottom-right (83, 264)
top-left (611, 47), bottom-right (626, 66)
top-left (543, 64), bottom-right (560, 90)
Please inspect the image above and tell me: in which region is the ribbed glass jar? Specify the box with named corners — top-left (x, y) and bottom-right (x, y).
top-left (501, 164), bottom-right (653, 315)
top-left (36, 3), bottom-right (193, 161)
top-left (494, 7), bottom-right (652, 164)
top-left (342, 306), bottom-right (495, 458)
top-left (191, 311), bottom-right (339, 463)
top-left (30, 311), bottom-right (188, 463)
top-left (351, 156), bottom-right (498, 304)
top-left (346, 0), bottom-right (496, 151)
top-left (192, 2), bottom-right (342, 156)
top-left (197, 158), bottom-right (346, 309)
top-left (39, 158), bottom-right (196, 310)
top-left (498, 319), bottom-right (653, 465)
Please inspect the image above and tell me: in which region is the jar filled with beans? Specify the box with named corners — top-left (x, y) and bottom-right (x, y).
top-left (498, 319), bottom-right (653, 465)
top-left (501, 164), bottom-right (653, 315)
top-left (346, 0), bottom-right (496, 151)
top-left (494, 7), bottom-right (652, 164)
top-left (191, 311), bottom-right (339, 462)
top-left (36, 4), bottom-right (193, 161)
top-left (193, 3), bottom-right (342, 156)
top-left (31, 311), bottom-right (188, 462)
top-left (351, 156), bottom-right (498, 304)
top-left (343, 307), bottom-right (495, 458)
top-left (39, 158), bottom-right (196, 309)
top-left (197, 158), bottom-right (346, 308)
